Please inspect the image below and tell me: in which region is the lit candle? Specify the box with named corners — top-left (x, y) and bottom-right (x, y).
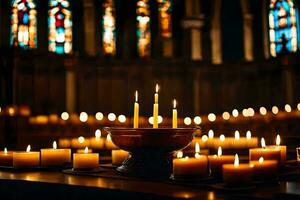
top-left (249, 138), bottom-right (281, 164)
top-left (208, 147), bottom-right (235, 177)
top-left (213, 134), bottom-right (226, 149)
top-left (112, 150), bottom-right (130, 166)
top-left (250, 157), bottom-right (278, 180)
top-left (105, 134), bottom-right (118, 150)
top-left (0, 148), bottom-right (13, 166)
top-left (153, 84), bottom-right (159, 128)
top-left (133, 91), bottom-right (139, 128)
top-left (41, 141), bottom-right (71, 167)
top-left (13, 145), bottom-right (40, 168)
top-left (73, 147), bottom-right (99, 170)
top-left (172, 99), bottom-right (177, 128)
top-left (246, 131), bottom-right (258, 148)
top-left (173, 145), bottom-right (208, 177)
top-left (223, 154), bottom-right (253, 186)
top-left (268, 134), bottom-right (286, 165)
top-left (90, 129), bottom-right (105, 149)
top-left (71, 136), bottom-right (90, 149)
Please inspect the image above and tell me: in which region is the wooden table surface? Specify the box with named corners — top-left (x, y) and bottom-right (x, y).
top-left (0, 171), bottom-right (300, 200)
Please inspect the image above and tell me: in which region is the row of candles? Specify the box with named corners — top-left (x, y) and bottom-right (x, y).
top-left (173, 135), bottom-right (286, 185)
top-left (0, 142), bottom-right (129, 169)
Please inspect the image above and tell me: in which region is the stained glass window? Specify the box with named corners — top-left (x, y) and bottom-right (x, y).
top-left (11, 0), bottom-right (37, 49)
top-left (137, 0), bottom-right (151, 58)
top-left (102, 0), bottom-right (116, 56)
top-left (269, 0), bottom-right (299, 57)
top-left (48, 0), bottom-right (72, 54)
top-left (157, 0), bottom-right (172, 38)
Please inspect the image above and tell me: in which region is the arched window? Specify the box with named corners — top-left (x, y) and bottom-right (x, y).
top-left (157, 0), bottom-right (172, 38)
top-left (102, 0), bottom-right (116, 56)
top-left (269, 0), bottom-right (299, 57)
top-left (11, 0), bottom-right (37, 49)
top-left (136, 0), bottom-right (151, 58)
top-left (48, 0), bottom-right (72, 54)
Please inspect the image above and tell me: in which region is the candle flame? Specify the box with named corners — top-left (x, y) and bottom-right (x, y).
top-left (246, 131), bottom-right (251, 139)
top-left (53, 141), bottom-right (57, 149)
top-left (208, 130), bottom-right (214, 138)
top-left (276, 134), bottom-right (281, 146)
top-left (95, 129), bottom-right (101, 139)
top-left (184, 156), bottom-right (189, 160)
top-left (84, 147), bottom-right (89, 154)
top-left (177, 151), bottom-right (183, 158)
top-left (4, 148), bottom-right (7, 154)
top-left (155, 84), bottom-right (159, 93)
top-left (135, 91), bottom-right (138, 102)
top-left (173, 99), bottom-right (177, 109)
top-left (26, 145), bottom-right (31, 152)
top-left (234, 154), bottom-right (239, 167)
top-left (261, 137), bottom-right (266, 148)
top-left (259, 157), bottom-right (264, 164)
top-left (195, 153), bottom-right (200, 158)
top-left (78, 136), bottom-right (85, 144)
top-left (217, 146), bottom-right (222, 157)
top-left (220, 134), bottom-right (225, 142)
top-left (234, 130), bottom-right (240, 140)
top-left (202, 135), bottom-right (208, 142)
top-left (195, 142), bottom-right (200, 154)
top-left (107, 134), bottom-right (112, 141)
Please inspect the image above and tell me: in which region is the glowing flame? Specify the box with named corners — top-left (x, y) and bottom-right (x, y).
top-left (155, 84), bottom-right (159, 93)
top-left (217, 146), bottom-right (222, 157)
top-left (135, 91), bottom-right (138, 102)
top-left (259, 157), bottom-right (264, 164)
top-left (84, 147), bottom-right (89, 154)
top-left (95, 129), bottom-right (101, 139)
top-left (276, 134), bottom-right (281, 146)
top-left (107, 134), bottom-right (112, 141)
top-left (195, 142), bottom-right (200, 154)
top-left (78, 136), bottom-right (85, 144)
top-left (234, 130), bottom-right (240, 140)
top-left (202, 135), bottom-right (208, 142)
top-left (246, 131), bottom-right (251, 139)
top-left (220, 134), bottom-right (225, 142)
top-left (4, 148), bottom-right (7, 154)
top-left (234, 154), bottom-right (239, 167)
top-left (208, 130), bottom-right (214, 138)
top-left (261, 137), bottom-right (266, 148)
top-left (177, 151), bottom-right (183, 158)
top-left (195, 153), bottom-right (200, 158)
top-left (26, 145), bottom-right (31, 152)
top-left (53, 141), bottom-right (57, 149)
top-left (173, 99), bottom-right (177, 109)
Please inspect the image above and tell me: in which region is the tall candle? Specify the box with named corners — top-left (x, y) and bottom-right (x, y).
top-left (208, 147), bottom-right (235, 177)
top-left (250, 157), bottom-right (278, 180)
top-left (133, 91), bottom-right (139, 128)
top-left (13, 145), bottom-right (40, 168)
top-left (73, 147), bottom-right (99, 170)
top-left (172, 99), bottom-right (177, 128)
top-left (223, 154), bottom-right (253, 186)
top-left (246, 131), bottom-right (258, 148)
top-left (41, 141), bottom-right (71, 167)
top-left (0, 148), bottom-right (13, 166)
top-left (153, 84), bottom-right (159, 128)
top-left (268, 134), bottom-right (286, 165)
top-left (90, 129), bottom-right (105, 149)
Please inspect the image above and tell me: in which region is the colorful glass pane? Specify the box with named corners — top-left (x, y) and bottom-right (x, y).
top-left (157, 0), bottom-right (172, 38)
top-left (102, 0), bottom-right (116, 56)
top-left (48, 0), bottom-right (72, 54)
top-left (137, 0), bottom-right (151, 58)
top-left (11, 0), bottom-right (37, 49)
top-left (269, 0), bottom-right (299, 57)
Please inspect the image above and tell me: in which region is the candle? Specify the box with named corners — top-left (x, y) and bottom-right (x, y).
top-left (213, 134), bottom-right (226, 149)
top-left (246, 131), bottom-right (258, 148)
top-left (153, 84), bottom-right (159, 128)
top-left (76, 148), bottom-right (93, 153)
top-left (208, 147), bottom-right (235, 177)
top-left (172, 99), bottom-right (177, 128)
top-left (90, 129), bottom-right (105, 149)
top-left (268, 134), bottom-right (286, 165)
top-left (250, 157), bottom-right (278, 180)
top-left (13, 145), bottom-right (40, 168)
top-left (223, 154), bottom-right (253, 186)
top-left (73, 147), bottom-right (99, 170)
top-left (249, 138), bottom-right (281, 164)
top-left (112, 150), bottom-right (130, 165)
top-left (133, 91), bottom-right (139, 128)
top-left (41, 141), bottom-right (71, 167)
top-left (207, 130), bottom-right (215, 148)
top-left (0, 148), bottom-right (13, 166)
top-left (71, 136), bottom-right (90, 149)
top-left (58, 138), bottom-right (71, 148)
top-left (105, 134), bottom-right (118, 150)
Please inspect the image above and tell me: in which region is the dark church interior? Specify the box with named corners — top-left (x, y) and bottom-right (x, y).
top-left (0, 0), bottom-right (300, 199)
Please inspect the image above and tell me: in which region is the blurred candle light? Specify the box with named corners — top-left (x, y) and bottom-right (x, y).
top-left (246, 131), bottom-right (251, 139)
top-left (95, 112), bottom-right (104, 121)
top-left (184, 117), bottom-right (191, 125)
top-left (220, 134), bottom-right (225, 142)
top-left (242, 109), bottom-right (248, 117)
top-left (259, 107), bottom-right (267, 115)
top-left (297, 103), bottom-right (300, 111)
top-left (272, 106), bottom-right (279, 115)
top-left (148, 116), bottom-right (153, 125)
top-left (222, 112), bottom-right (230, 120)
top-left (118, 115), bottom-right (126, 123)
top-left (202, 135), bottom-right (208, 142)
top-left (232, 109), bottom-right (239, 118)
top-left (284, 104), bottom-right (292, 113)
top-left (79, 112), bottom-right (88, 122)
top-left (208, 113), bottom-right (216, 122)
top-left (61, 112), bottom-right (69, 121)
top-left (108, 113), bottom-right (116, 121)
top-left (208, 130), bottom-right (214, 139)
top-left (158, 115), bottom-right (163, 124)
top-left (248, 108), bottom-right (255, 117)
top-left (193, 116), bottom-right (202, 125)
top-left (234, 130), bottom-right (240, 140)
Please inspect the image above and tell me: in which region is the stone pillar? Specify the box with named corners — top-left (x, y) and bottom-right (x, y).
top-left (66, 70), bottom-right (76, 113)
top-left (243, 14), bottom-right (254, 61)
top-left (211, 0), bottom-right (222, 64)
top-left (83, 0), bottom-right (97, 56)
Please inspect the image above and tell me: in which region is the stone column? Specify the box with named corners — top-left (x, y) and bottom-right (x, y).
top-left (243, 14), bottom-right (254, 61)
top-left (66, 69), bottom-right (76, 113)
top-left (211, 0), bottom-right (222, 64)
top-left (83, 0), bottom-right (97, 56)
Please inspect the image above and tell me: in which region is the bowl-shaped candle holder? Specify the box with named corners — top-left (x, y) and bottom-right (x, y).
top-left (103, 127), bottom-right (195, 179)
